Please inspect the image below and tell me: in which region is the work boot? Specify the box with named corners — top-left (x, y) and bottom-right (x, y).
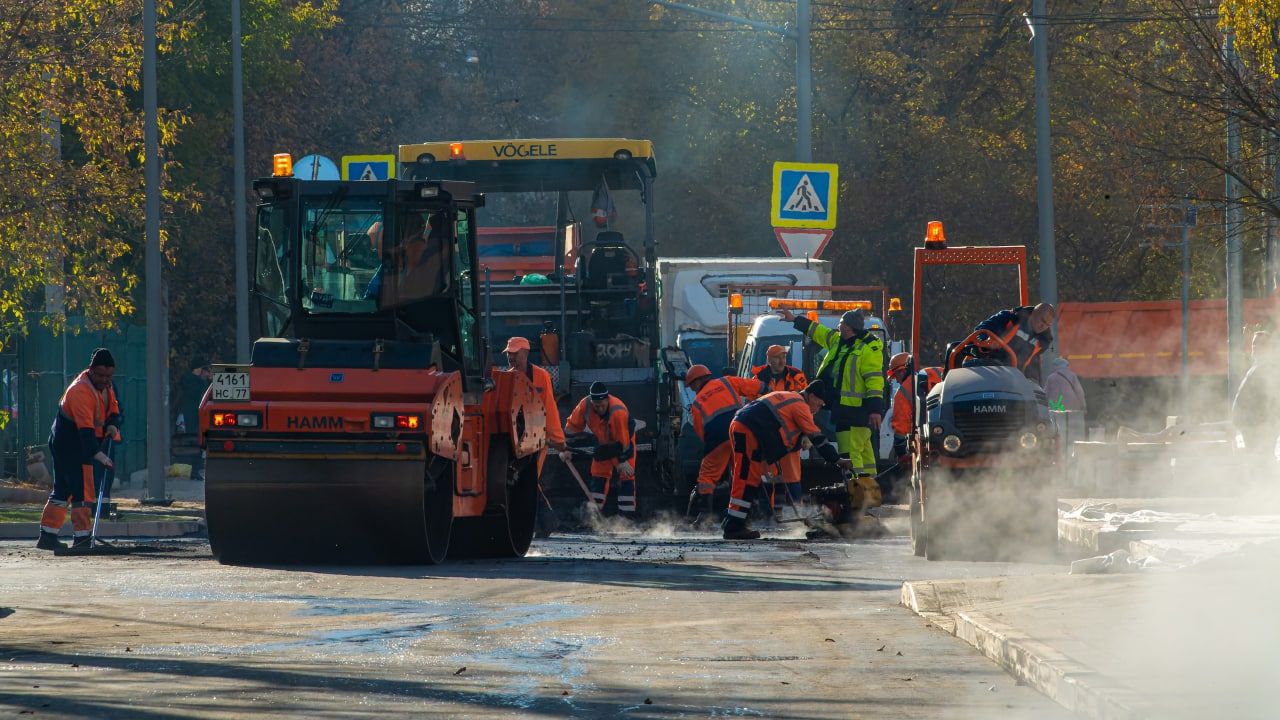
top-left (71, 535), bottom-right (93, 551)
top-left (36, 530), bottom-right (66, 552)
top-left (723, 525), bottom-right (762, 541)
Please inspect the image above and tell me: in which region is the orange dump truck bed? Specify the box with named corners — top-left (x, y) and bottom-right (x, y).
top-left (1058, 295), bottom-right (1278, 379)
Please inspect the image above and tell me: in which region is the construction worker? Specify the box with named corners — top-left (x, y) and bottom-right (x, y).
top-left (777, 307), bottom-right (884, 510)
top-left (974, 302), bottom-right (1056, 385)
top-left (751, 345), bottom-right (808, 512)
top-left (887, 353), bottom-right (943, 468)
top-left (37, 348), bottom-right (121, 552)
top-left (723, 381), bottom-right (853, 540)
top-left (685, 364), bottom-right (764, 523)
top-left (1232, 330), bottom-right (1279, 460)
top-left (563, 382), bottom-right (636, 516)
top-left (500, 337), bottom-right (564, 532)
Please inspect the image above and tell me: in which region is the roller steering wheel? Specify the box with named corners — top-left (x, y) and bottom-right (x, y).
top-left (946, 329), bottom-right (1018, 371)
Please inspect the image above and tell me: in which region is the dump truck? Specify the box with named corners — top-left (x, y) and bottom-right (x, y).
top-left (905, 222), bottom-right (1058, 561)
top-left (200, 156), bottom-right (546, 565)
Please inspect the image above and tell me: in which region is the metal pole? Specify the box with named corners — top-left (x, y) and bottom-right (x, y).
top-left (1225, 31), bottom-right (1246, 392)
top-left (143, 0), bottom-right (167, 503)
top-left (1032, 0), bottom-right (1057, 317)
top-left (796, 0), bottom-right (812, 163)
top-left (1181, 209), bottom-right (1191, 418)
top-left (232, 0), bottom-right (249, 363)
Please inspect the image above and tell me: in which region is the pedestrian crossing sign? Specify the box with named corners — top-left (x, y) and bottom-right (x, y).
top-left (341, 154), bottom-right (397, 182)
top-left (771, 161), bottom-right (838, 229)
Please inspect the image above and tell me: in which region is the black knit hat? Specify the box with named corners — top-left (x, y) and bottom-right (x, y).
top-left (89, 348), bottom-right (115, 368)
top-left (803, 379), bottom-right (827, 399)
top-left (588, 381), bottom-right (609, 400)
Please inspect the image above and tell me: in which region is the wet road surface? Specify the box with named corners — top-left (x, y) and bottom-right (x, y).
top-left (0, 530), bottom-right (1071, 718)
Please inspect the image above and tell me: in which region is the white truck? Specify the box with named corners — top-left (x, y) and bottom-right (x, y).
top-left (655, 257), bottom-right (832, 372)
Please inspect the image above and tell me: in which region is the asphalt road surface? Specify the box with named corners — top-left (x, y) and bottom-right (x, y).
top-left (0, 527), bottom-right (1072, 719)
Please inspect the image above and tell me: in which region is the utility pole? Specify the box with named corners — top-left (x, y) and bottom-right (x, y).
top-left (232, 0), bottom-right (249, 363)
top-left (1031, 0), bottom-right (1057, 324)
top-left (653, 1), bottom-right (812, 162)
top-left (143, 0), bottom-right (169, 504)
top-left (1224, 31), bottom-right (1245, 393)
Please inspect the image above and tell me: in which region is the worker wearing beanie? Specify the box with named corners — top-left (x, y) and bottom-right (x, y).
top-left (37, 348), bottom-right (122, 552)
top-left (775, 307), bottom-right (885, 520)
top-left (722, 382), bottom-right (853, 540)
top-left (563, 382), bottom-right (637, 516)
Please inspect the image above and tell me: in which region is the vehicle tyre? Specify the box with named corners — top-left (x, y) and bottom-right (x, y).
top-left (909, 481), bottom-right (926, 558)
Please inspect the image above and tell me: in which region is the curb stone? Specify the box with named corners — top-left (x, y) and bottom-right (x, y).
top-left (902, 579), bottom-right (1147, 720)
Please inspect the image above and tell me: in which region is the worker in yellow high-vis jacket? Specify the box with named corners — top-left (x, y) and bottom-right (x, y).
top-left (776, 307), bottom-right (885, 516)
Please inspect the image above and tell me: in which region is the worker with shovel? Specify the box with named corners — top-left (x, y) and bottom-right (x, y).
top-left (500, 336), bottom-right (564, 535)
top-left (563, 382), bottom-right (637, 517)
top-left (723, 381), bottom-right (853, 540)
top-left (37, 348), bottom-right (122, 552)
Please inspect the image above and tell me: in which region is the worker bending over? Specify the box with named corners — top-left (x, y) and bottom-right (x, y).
top-left (974, 302), bottom-right (1056, 385)
top-left (751, 345), bottom-right (809, 514)
top-left (723, 382), bottom-right (852, 540)
top-left (685, 364), bottom-right (764, 523)
top-left (563, 382), bottom-right (637, 516)
top-left (778, 307), bottom-right (884, 510)
top-left (37, 349), bottom-right (121, 552)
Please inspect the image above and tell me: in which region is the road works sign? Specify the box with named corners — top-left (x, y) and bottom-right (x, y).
top-left (771, 162), bottom-right (838, 229)
top-left (341, 154), bottom-right (397, 181)
top-left (774, 228), bottom-right (833, 259)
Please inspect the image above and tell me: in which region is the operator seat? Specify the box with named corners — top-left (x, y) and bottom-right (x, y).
top-left (581, 231), bottom-right (634, 290)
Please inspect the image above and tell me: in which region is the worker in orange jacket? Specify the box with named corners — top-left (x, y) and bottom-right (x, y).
top-left (37, 349), bottom-right (122, 552)
top-left (563, 382), bottom-right (637, 516)
top-left (500, 336), bottom-right (564, 532)
top-left (887, 352), bottom-right (943, 467)
top-left (685, 364), bottom-right (765, 522)
top-left (723, 381), bottom-right (852, 540)
top-left (752, 345), bottom-right (809, 511)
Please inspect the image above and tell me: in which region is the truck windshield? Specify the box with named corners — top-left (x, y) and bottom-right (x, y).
top-left (300, 196), bottom-right (383, 314)
top-left (681, 338), bottom-right (728, 375)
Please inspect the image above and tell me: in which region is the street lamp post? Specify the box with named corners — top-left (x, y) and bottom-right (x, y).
top-left (1031, 0), bottom-right (1057, 348)
top-left (143, 0), bottom-right (169, 504)
top-left (232, 0), bottom-right (249, 363)
top-left (652, 1), bottom-right (812, 163)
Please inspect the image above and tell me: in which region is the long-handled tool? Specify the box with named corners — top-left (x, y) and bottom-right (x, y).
top-left (559, 447), bottom-right (603, 517)
top-left (88, 436), bottom-right (115, 550)
top-left (764, 466), bottom-right (821, 524)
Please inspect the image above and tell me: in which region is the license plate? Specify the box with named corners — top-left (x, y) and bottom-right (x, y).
top-left (212, 372), bottom-right (250, 401)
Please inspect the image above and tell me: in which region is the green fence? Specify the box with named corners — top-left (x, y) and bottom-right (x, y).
top-left (0, 318), bottom-right (150, 483)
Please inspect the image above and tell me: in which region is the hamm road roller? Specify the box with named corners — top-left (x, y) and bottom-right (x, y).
top-left (200, 155), bottom-right (546, 564)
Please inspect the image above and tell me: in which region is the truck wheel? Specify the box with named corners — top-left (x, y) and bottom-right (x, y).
top-left (923, 470), bottom-right (969, 561)
top-left (909, 484), bottom-right (926, 557)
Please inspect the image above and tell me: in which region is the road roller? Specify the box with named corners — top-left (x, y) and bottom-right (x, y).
top-left (199, 157), bottom-right (546, 564)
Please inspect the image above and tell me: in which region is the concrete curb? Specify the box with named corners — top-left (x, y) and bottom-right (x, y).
top-left (0, 520), bottom-right (205, 539)
top-left (902, 579), bottom-right (1147, 720)
top-left (1057, 516), bottom-right (1151, 556)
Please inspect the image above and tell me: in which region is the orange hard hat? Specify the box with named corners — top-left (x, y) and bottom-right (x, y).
top-left (887, 352), bottom-right (911, 376)
top-left (504, 336), bottom-right (531, 352)
top-left (684, 364), bottom-right (712, 386)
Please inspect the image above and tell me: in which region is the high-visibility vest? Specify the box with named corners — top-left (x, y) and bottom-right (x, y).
top-left (806, 324), bottom-right (885, 409)
top-left (692, 375), bottom-right (763, 447)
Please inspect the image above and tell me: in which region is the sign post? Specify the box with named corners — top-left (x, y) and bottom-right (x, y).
top-left (771, 161), bottom-right (838, 257)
